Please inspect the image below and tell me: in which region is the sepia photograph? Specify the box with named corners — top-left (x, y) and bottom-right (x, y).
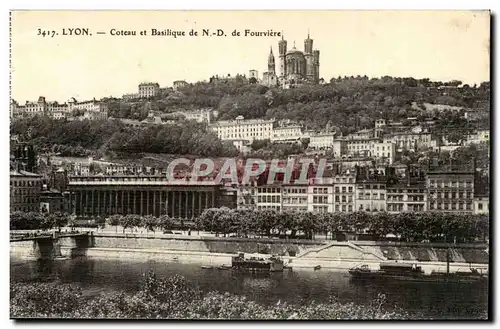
top-left (8, 9), bottom-right (491, 320)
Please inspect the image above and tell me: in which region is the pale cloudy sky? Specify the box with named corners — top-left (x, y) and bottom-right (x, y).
top-left (10, 10), bottom-right (490, 103)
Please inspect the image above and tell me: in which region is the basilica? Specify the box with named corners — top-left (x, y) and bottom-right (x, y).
top-left (262, 33), bottom-right (320, 89)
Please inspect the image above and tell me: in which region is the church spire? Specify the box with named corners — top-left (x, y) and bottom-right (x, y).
top-left (307, 28), bottom-right (310, 39)
top-left (268, 46), bottom-right (275, 74)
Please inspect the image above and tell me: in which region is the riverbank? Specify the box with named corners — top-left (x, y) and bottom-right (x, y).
top-left (10, 233), bottom-right (489, 273)
top-left (11, 271), bottom-right (428, 320)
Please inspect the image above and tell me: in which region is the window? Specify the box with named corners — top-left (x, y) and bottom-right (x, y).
top-left (478, 203), bottom-right (483, 210)
top-left (348, 186), bottom-right (353, 193)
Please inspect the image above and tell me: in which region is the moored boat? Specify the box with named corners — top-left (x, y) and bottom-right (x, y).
top-left (231, 253), bottom-right (284, 272)
top-left (218, 264), bottom-right (232, 270)
top-left (349, 262), bottom-right (488, 283)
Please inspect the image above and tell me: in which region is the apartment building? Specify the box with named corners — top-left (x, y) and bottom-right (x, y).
top-left (271, 125), bottom-right (304, 143)
top-left (386, 184), bottom-right (427, 213)
top-left (255, 185), bottom-right (282, 211)
top-left (138, 82), bottom-right (160, 98)
top-left (382, 132), bottom-right (435, 152)
top-left (309, 132), bottom-right (335, 149)
top-left (332, 171), bottom-right (356, 213)
top-left (426, 162), bottom-right (475, 213)
top-left (209, 116), bottom-right (275, 142)
top-left (308, 184), bottom-right (333, 213)
top-left (282, 185), bottom-right (308, 212)
top-left (10, 169), bottom-right (43, 212)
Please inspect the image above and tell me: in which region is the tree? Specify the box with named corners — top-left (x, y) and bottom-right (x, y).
top-left (106, 215), bottom-right (122, 233)
top-left (141, 215), bottom-right (158, 236)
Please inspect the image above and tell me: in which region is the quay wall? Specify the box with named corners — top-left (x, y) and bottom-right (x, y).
top-left (10, 234), bottom-right (489, 272)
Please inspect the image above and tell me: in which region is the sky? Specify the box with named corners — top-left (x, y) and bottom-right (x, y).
top-left (10, 10), bottom-right (490, 103)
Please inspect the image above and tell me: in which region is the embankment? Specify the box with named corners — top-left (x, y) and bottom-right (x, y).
top-left (10, 233), bottom-right (489, 272)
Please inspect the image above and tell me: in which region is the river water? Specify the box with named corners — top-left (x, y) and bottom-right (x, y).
top-left (10, 257), bottom-right (489, 319)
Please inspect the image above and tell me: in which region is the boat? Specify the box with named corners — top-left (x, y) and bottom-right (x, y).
top-left (314, 265), bottom-right (321, 271)
top-left (218, 264), bottom-right (232, 270)
top-left (350, 247), bottom-right (487, 284)
top-left (349, 262), bottom-right (488, 283)
top-left (231, 253), bottom-right (284, 273)
top-left (201, 265), bottom-right (213, 269)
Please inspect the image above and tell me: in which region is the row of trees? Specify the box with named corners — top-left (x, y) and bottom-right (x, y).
top-left (195, 208), bottom-right (489, 243)
top-left (10, 212), bottom-right (71, 231)
top-left (10, 271), bottom-right (423, 319)
top-left (10, 209), bottom-right (490, 243)
top-left (105, 214), bottom-right (176, 234)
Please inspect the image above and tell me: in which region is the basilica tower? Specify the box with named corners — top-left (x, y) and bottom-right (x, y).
top-left (304, 32), bottom-right (315, 82)
top-left (278, 35), bottom-right (287, 78)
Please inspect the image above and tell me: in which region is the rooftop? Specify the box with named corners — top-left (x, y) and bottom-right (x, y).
top-left (10, 170), bottom-right (42, 178)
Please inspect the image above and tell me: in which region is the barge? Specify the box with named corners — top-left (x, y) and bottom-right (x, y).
top-left (231, 253), bottom-right (284, 273)
top-left (349, 262), bottom-right (488, 283)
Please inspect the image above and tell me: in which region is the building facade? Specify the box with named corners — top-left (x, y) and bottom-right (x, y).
top-left (173, 80), bottom-right (188, 90)
top-left (65, 176), bottom-right (234, 218)
top-left (138, 82), bottom-right (160, 98)
top-left (474, 195), bottom-right (489, 215)
top-left (271, 125), bottom-right (304, 143)
top-left (332, 172), bottom-right (356, 213)
top-left (426, 163), bottom-right (475, 213)
top-left (309, 133), bottom-right (335, 150)
top-left (10, 170), bottom-right (43, 212)
top-left (209, 116), bottom-right (275, 142)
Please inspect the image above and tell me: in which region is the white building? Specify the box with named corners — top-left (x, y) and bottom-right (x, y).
top-left (174, 108), bottom-right (213, 123)
top-left (173, 80), bottom-right (188, 90)
top-left (371, 141), bottom-right (396, 165)
top-left (68, 98), bottom-right (108, 120)
top-left (138, 82), bottom-right (160, 98)
top-left (230, 139), bottom-right (252, 154)
top-left (382, 132), bottom-right (435, 152)
top-left (309, 132), bottom-right (335, 150)
top-left (474, 195), bottom-right (489, 214)
top-left (308, 185), bottom-right (333, 213)
top-left (10, 96), bottom-right (108, 121)
top-left (209, 116), bottom-right (275, 142)
top-left (465, 129), bottom-right (490, 145)
top-left (271, 125), bottom-right (303, 143)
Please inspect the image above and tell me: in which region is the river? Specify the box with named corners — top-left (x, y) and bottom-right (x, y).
top-left (10, 257), bottom-right (488, 319)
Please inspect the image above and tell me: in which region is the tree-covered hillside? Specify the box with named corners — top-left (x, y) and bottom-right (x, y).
top-left (10, 117), bottom-right (238, 158)
top-left (105, 76), bottom-right (490, 134)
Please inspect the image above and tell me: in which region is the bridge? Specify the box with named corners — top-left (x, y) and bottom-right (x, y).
top-left (10, 232), bottom-right (89, 242)
top-left (10, 231), bottom-right (94, 260)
